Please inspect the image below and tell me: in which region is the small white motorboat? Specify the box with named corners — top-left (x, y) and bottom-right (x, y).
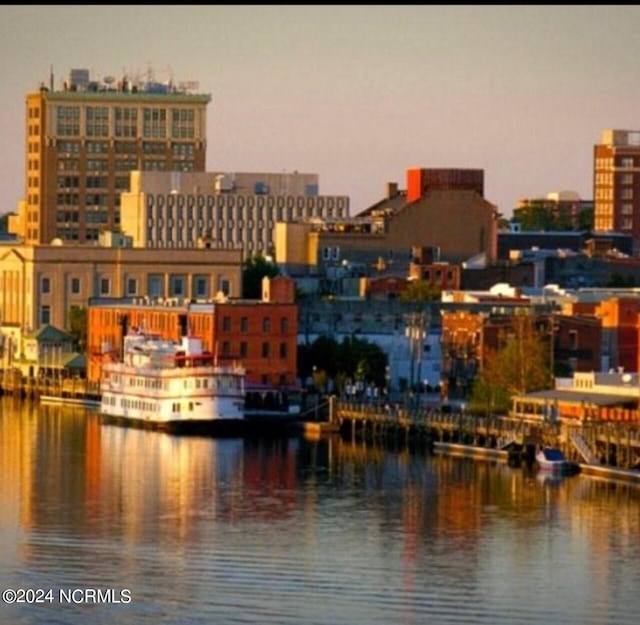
top-left (536, 447), bottom-right (579, 474)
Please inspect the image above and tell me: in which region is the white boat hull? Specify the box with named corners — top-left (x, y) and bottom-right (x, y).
top-left (536, 447), bottom-right (579, 474)
top-left (99, 332), bottom-right (245, 430)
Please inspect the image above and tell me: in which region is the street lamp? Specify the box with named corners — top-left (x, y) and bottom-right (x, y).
top-left (385, 365), bottom-right (391, 400)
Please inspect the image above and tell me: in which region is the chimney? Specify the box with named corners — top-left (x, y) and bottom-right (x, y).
top-left (386, 182), bottom-right (398, 199)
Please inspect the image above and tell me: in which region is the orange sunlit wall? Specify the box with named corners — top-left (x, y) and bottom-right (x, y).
top-left (212, 300), bottom-right (298, 386)
top-left (406, 168), bottom-right (424, 203)
top-left (87, 300), bottom-right (298, 387)
top-left (594, 298), bottom-right (640, 373)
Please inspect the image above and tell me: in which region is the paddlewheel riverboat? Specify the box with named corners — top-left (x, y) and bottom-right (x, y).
top-left (100, 329), bottom-right (245, 432)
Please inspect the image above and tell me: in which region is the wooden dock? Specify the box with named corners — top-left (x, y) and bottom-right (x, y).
top-left (333, 399), bottom-right (640, 479)
top-left (0, 372), bottom-right (101, 403)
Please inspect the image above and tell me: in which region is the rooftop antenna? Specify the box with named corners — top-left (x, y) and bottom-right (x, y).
top-left (146, 60), bottom-right (155, 84)
top-left (49, 65), bottom-right (54, 91)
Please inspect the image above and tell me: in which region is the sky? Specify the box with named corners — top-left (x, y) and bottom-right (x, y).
top-left (2, 5), bottom-right (640, 218)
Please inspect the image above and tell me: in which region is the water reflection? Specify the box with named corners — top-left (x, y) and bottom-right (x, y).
top-left (1, 398), bottom-right (640, 625)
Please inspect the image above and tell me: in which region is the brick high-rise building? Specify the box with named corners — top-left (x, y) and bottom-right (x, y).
top-left (593, 129), bottom-right (640, 246)
top-left (11, 67), bottom-right (210, 245)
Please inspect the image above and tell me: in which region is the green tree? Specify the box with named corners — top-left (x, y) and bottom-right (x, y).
top-left (338, 336), bottom-right (388, 388)
top-left (242, 254), bottom-right (280, 299)
top-left (468, 349), bottom-right (511, 416)
top-left (512, 202), bottom-right (593, 232)
top-left (68, 305), bottom-right (87, 351)
top-left (496, 216), bottom-right (510, 230)
top-left (469, 314), bottom-right (550, 415)
top-left (297, 335), bottom-right (388, 392)
top-left (512, 204), bottom-right (557, 231)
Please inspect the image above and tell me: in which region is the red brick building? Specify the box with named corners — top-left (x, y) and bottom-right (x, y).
top-left (87, 276), bottom-right (298, 387)
top-left (441, 310), bottom-right (602, 398)
top-left (594, 297), bottom-right (640, 373)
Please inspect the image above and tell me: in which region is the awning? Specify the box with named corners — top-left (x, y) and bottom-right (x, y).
top-left (515, 389), bottom-right (637, 407)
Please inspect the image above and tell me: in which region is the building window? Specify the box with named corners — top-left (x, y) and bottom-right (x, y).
top-left (240, 342), bottom-right (248, 358)
top-left (170, 108), bottom-right (195, 139)
top-left (41, 277), bottom-right (51, 294)
top-left (41, 305), bottom-right (51, 325)
top-left (170, 275), bottom-right (185, 297)
top-left (171, 142), bottom-right (195, 157)
top-left (58, 159), bottom-right (79, 172)
top-left (222, 341), bottom-right (230, 356)
top-left (57, 175), bottom-right (80, 189)
top-left (193, 275), bottom-right (209, 299)
top-left (219, 278), bottom-right (230, 296)
top-left (222, 316), bottom-right (231, 332)
top-left (143, 108), bottom-right (167, 139)
top-left (240, 317), bottom-right (248, 332)
top-left (280, 317), bottom-right (289, 333)
top-left (56, 106), bottom-right (80, 136)
top-left (279, 342), bottom-right (287, 358)
top-left (115, 107), bottom-right (138, 138)
top-left (85, 106), bottom-right (109, 137)
top-left (141, 159), bottom-right (166, 172)
top-left (568, 330), bottom-right (578, 351)
top-left (86, 140), bottom-right (108, 154)
top-left (100, 278), bottom-right (110, 295)
top-left (142, 141), bottom-right (166, 155)
top-left (126, 278), bottom-right (137, 296)
top-left (148, 274), bottom-right (163, 298)
top-left (85, 177), bottom-right (108, 191)
top-left (70, 277), bottom-right (81, 294)
top-left (262, 317), bottom-right (271, 333)
top-left (87, 159), bottom-right (108, 171)
top-left (262, 342), bottom-right (270, 358)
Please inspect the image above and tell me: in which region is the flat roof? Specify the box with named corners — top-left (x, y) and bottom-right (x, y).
top-left (516, 389), bottom-right (638, 407)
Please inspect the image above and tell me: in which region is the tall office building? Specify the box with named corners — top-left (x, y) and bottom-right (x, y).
top-left (12, 67), bottom-right (210, 245)
top-left (593, 129), bottom-right (640, 244)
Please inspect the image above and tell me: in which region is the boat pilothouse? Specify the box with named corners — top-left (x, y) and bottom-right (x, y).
top-left (100, 329), bottom-right (246, 427)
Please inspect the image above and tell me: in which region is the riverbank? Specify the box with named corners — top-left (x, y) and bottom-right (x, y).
top-left (333, 397), bottom-right (640, 486)
top-left (433, 440), bottom-right (640, 485)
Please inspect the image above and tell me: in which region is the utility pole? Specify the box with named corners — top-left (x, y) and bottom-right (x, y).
top-left (405, 310), bottom-right (429, 406)
top-left (549, 313), bottom-right (558, 386)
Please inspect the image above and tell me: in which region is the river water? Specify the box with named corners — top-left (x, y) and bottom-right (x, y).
top-left (1, 397), bottom-right (639, 625)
